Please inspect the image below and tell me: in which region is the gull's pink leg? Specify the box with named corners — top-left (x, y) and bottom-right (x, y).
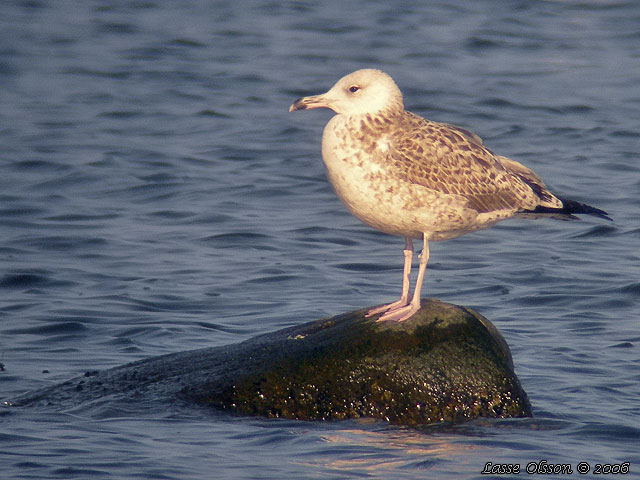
top-left (366, 237), bottom-right (414, 317)
top-left (375, 235), bottom-right (429, 322)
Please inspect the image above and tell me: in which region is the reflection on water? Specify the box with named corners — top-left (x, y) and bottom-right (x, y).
top-left (306, 425), bottom-right (482, 474)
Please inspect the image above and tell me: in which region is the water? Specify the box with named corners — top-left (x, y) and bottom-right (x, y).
top-left (1, 0), bottom-right (638, 478)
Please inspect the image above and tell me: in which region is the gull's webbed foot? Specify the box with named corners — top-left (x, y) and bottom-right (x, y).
top-left (369, 301), bottom-right (420, 322)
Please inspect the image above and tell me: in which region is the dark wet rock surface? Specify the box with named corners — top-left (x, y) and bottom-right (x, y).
top-left (13, 299), bottom-right (530, 425)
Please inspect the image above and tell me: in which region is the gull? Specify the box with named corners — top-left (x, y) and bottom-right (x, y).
top-left (289, 69), bottom-right (611, 322)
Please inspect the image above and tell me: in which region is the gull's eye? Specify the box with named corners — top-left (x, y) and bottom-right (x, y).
top-left (349, 85), bottom-right (359, 93)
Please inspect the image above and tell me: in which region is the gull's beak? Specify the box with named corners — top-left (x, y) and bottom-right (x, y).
top-left (289, 94), bottom-right (330, 112)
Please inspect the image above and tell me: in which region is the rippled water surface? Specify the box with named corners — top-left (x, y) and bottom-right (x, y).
top-left (1, 1), bottom-right (639, 478)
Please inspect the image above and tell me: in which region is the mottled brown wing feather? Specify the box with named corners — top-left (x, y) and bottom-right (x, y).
top-left (495, 155), bottom-right (561, 207)
top-left (388, 113), bottom-right (541, 213)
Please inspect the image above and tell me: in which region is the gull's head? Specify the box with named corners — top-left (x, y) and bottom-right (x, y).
top-left (289, 69), bottom-right (404, 116)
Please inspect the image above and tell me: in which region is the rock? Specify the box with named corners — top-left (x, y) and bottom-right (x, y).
top-left (10, 299), bottom-right (531, 425)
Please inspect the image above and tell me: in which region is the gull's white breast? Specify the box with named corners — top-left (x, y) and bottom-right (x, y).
top-left (320, 115), bottom-right (461, 239)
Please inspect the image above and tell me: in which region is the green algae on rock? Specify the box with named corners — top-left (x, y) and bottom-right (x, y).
top-left (193, 298), bottom-right (531, 424)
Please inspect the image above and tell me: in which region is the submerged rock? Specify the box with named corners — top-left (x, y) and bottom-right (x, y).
top-left (11, 299), bottom-right (531, 425)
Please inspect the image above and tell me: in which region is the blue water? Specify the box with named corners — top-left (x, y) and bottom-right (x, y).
top-left (1, 0), bottom-right (639, 478)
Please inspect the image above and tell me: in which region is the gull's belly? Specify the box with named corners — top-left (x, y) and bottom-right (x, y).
top-left (326, 159), bottom-right (425, 237)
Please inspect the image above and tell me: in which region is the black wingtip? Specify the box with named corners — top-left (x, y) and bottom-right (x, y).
top-left (525, 197), bottom-right (612, 222)
top-left (558, 197), bottom-right (613, 222)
